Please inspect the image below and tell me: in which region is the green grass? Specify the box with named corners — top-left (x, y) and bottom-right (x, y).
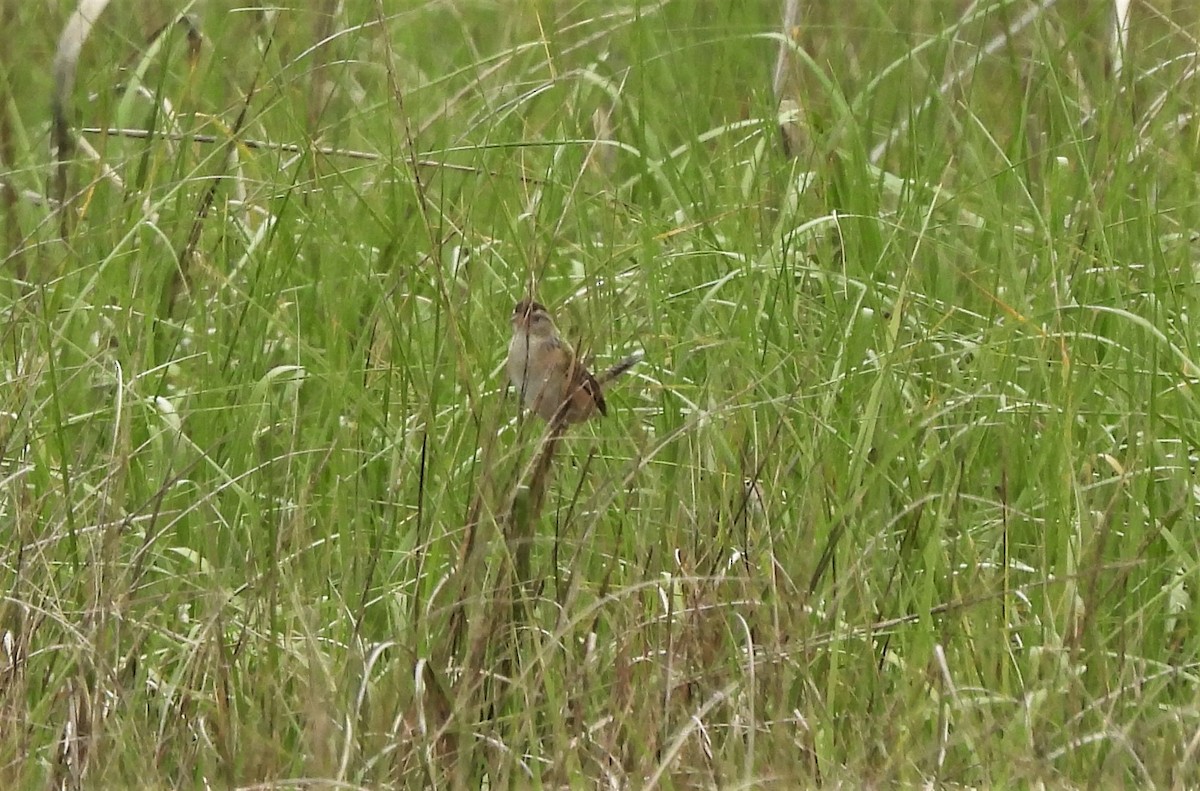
top-left (3, 0), bottom-right (1200, 787)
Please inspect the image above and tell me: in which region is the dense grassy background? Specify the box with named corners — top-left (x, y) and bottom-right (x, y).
top-left (3, 0), bottom-right (1200, 787)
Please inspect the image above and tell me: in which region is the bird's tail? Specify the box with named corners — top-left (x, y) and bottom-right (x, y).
top-left (597, 352), bottom-right (644, 385)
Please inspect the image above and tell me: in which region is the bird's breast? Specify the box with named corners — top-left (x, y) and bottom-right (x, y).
top-left (507, 334), bottom-right (563, 410)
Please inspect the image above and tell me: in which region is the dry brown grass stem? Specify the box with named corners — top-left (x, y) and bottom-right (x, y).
top-left (50, 0), bottom-right (115, 239)
top-left (79, 126), bottom-right (536, 182)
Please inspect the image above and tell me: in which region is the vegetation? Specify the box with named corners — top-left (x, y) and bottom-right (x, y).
top-left (3, 1), bottom-right (1200, 787)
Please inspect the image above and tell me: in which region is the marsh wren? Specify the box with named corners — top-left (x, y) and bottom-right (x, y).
top-left (507, 299), bottom-right (642, 424)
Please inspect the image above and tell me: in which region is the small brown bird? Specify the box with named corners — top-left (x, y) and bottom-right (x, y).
top-left (507, 299), bottom-right (642, 424)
